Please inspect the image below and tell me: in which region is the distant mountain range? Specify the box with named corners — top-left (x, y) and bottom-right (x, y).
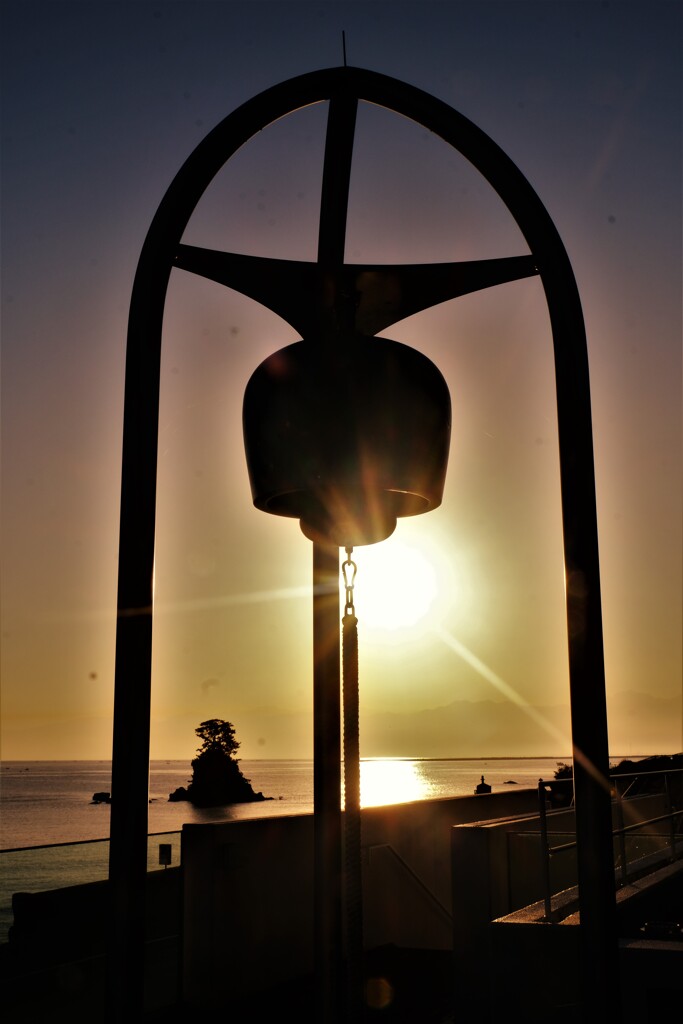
top-left (235, 689), bottom-right (681, 759)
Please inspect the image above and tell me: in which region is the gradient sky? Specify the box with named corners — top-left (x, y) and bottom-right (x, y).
top-left (2, 1), bottom-right (681, 761)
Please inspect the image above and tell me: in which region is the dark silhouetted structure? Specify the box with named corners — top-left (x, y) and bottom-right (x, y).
top-left (110, 67), bottom-right (617, 1023)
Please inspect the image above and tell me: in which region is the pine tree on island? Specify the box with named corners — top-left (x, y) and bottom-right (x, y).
top-left (169, 718), bottom-right (269, 807)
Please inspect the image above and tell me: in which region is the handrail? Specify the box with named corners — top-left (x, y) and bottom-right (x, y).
top-left (537, 768), bottom-right (683, 920)
top-left (0, 831), bottom-right (183, 942)
top-left (0, 829), bottom-right (182, 857)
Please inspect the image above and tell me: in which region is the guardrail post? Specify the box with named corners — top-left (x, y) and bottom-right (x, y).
top-left (664, 773), bottom-right (677, 862)
top-left (613, 784), bottom-right (628, 886)
top-left (538, 780), bottom-right (553, 921)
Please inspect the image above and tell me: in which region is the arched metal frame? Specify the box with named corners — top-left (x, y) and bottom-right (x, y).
top-left (109, 67), bottom-right (617, 1021)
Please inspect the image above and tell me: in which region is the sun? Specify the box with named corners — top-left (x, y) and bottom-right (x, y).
top-left (344, 537), bottom-right (439, 631)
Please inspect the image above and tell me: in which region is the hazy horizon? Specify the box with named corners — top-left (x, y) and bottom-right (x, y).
top-left (2, 687), bottom-right (679, 762)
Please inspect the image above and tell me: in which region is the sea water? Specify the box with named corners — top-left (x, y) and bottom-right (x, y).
top-left (0, 757), bottom-right (570, 849)
top-left (0, 755), bottom-right (576, 940)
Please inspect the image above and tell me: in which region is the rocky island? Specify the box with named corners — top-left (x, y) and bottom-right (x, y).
top-left (169, 718), bottom-right (270, 808)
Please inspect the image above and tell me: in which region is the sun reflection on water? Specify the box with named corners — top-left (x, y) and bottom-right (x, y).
top-left (359, 758), bottom-right (435, 807)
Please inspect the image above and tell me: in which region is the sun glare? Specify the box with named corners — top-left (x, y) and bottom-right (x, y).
top-left (346, 539), bottom-right (439, 631)
top-left (359, 758), bottom-right (434, 807)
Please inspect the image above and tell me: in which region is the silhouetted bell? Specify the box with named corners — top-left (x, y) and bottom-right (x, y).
top-left (243, 334), bottom-right (451, 547)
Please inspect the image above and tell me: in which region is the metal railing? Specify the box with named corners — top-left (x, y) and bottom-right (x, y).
top-left (536, 768), bottom-right (683, 920)
top-left (0, 830), bottom-right (182, 943)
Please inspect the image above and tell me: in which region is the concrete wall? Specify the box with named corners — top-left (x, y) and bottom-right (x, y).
top-left (451, 791), bottom-right (673, 955)
top-left (360, 789), bottom-right (537, 950)
top-left (4, 868), bottom-right (182, 1022)
top-left (450, 792), bottom-right (681, 1022)
top-left (182, 813), bottom-right (315, 1008)
top-left (488, 861), bottom-right (683, 1023)
top-left (181, 789), bottom-right (539, 1008)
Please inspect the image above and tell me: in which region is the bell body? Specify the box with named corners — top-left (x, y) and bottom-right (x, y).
top-left (243, 334), bottom-right (451, 547)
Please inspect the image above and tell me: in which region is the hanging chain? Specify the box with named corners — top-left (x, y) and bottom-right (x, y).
top-left (341, 544), bottom-right (362, 1021)
top-left (342, 546), bottom-right (357, 618)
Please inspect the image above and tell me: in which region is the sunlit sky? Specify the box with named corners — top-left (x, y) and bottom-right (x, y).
top-left (2, 1), bottom-right (681, 761)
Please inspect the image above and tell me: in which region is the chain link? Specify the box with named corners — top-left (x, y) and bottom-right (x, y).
top-left (342, 546), bottom-right (357, 617)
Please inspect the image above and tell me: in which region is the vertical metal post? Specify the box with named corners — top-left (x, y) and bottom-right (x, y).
top-left (108, 256), bottom-right (165, 1021)
top-left (543, 261), bottom-right (619, 1019)
top-left (614, 786), bottom-right (628, 885)
top-left (313, 541), bottom-right (343, 1024)
top-left (664, 773), bottom-right (677, 861)
top-left (538, 781), bottom-right (553, 921)
top-left (312, 87), bottom-right (356, 1024)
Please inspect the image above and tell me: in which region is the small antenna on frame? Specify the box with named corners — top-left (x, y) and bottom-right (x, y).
top-left (342, 30), bottom-right (348, 67)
